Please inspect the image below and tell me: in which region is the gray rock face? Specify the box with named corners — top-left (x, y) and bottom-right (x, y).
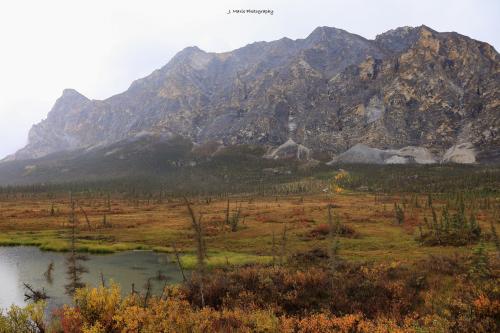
top-left (10, 25), bottom-right (500, 164)
top-left (264, 139), bottom-right (311, 160)
top-left (11, 89), bottom-right (91, 160)
top-left (328, 144), bottom-right (390, 164)
top-left (327, 143), bottom-right (475, 164)
top-left (442, 142), bottom-right (476, 164)
top-left (394, 146), bottom-right (436, 164)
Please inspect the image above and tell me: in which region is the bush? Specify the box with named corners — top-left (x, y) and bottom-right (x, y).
top-left (182, 264), bottom-right (424, 319)
top-left (418, 205), bottom-right (481, 246)
top-left (0, 302), bottom-right (45, 333)
top-left (2, 256), bottom-right (498, 332)
top-left (309, 223), bottom-right (356, 239)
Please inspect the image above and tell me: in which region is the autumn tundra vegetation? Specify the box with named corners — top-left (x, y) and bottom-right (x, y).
top-left (0, 164), bottom-right (499, 332)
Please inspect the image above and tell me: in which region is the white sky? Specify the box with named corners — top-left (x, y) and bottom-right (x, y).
top-left (0, 0), bottom-right (498, 159)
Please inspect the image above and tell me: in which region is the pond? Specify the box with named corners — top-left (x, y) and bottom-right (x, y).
top-left (0, 246), bottom-right (184, 312)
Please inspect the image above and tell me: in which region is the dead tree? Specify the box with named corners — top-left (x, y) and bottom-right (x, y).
top-left (78, 204), bottom-right (92, 230)
top-left (172, 242), bottom-right (187, 282)
top-left (184, 197), bottom-right (206, 307)
top-left (279, 222), bottom-right (288, 266)
top-left (65, 199), bottom-right (89, 296)
top-left (143, 278), bottom-right (153, 307)
top-left (100, 271), bottom-right (106, 287)
top-left (23, 283), bottom-right (49, 302)
top-left (226, 199), bottom-right (243, 232)
top-left (272, 230), bottom-right (276, 267)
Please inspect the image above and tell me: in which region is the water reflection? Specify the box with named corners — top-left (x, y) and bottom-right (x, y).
top-left (0, 246), bottom-right (183, 311)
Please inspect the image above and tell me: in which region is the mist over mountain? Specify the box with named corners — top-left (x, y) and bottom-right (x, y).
top-left (3, 25), bottom-right (499, 181)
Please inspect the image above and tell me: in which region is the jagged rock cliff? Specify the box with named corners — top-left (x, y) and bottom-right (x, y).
top-left (321, 26), bottom-right (499, 163)
top-left (10, 25), bottom-right (499, 163)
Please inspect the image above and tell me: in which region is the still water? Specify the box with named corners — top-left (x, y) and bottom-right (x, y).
top-left (0, 246), bottom-right (184, 311)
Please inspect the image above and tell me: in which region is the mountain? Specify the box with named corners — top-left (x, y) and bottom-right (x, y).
top-left (5, 25), bottom-right (500, 170)
top-left (324, 26), bottom-right (499, 163)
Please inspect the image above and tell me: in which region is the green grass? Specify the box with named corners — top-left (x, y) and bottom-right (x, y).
top-left (180, 251), bottom-right (273, 269)
top-left (0, 238), bottom-right (70, 251)
top-left (152, 246), bottom-right (174, 253)
top-left (0, 232), bottom-right (149, 254)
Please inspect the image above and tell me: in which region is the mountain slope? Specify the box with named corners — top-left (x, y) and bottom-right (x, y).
top-left (8, 25), bottom-right (500, 165)
top-left (319, 26), bottom-right (499, 160)
top-left (0, 135), bottom-right (314, 188)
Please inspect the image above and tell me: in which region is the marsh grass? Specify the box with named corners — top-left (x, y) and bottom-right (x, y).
top-left (179, 251), bottom-right (273, 269)
top-left (0, 234), bottom-right (146, 253)
top-left (0, 184), bottom-right (498, 268)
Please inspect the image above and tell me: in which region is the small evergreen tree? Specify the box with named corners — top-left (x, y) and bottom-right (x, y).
top-left (469, 242), bottom-right (490, 279)
top-left (394, 203), bottom-right (405, 225)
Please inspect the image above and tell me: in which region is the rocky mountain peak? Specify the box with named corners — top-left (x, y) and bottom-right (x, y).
top-left (374, 25), bottom-right (440, 55)
top-left (375, 26), bottom-right (420, 53)
top-left (306, 26), bottom-right (346, 41)
top-left (171, 46), bottom-right (208, 62)
top-left (47, 89), bottom-right (90, 121)
top-left (305, 26), bottom-right (375, 50)
top-left (62, 88), bottom-right (87, 98)
top-left (58, 88), bottom-right (89, 104)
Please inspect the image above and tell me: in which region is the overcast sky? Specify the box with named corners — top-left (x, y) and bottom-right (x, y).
top-left (0, 0), bottom-right (498, 159)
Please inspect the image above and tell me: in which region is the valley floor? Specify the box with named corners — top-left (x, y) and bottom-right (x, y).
top-left (0, 169), bottom-right (499, 332)
top-left (0, 191), bottom-right (493, 266)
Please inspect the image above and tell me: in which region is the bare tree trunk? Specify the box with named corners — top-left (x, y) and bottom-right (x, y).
top-left (78, 204), bottom-right (92, 230)
top-left (280, 222), bottom-right (288, 266)
top-left (184, 197), bottom-right (206, 307)
top-left (100, 271), bottom-right (106, 287)
top-left (65, 197), bottom-right (88, 296)
top-left (172, 242), bottom-right (186, 282)
top-left (272, 230), bottom-right (276, 267)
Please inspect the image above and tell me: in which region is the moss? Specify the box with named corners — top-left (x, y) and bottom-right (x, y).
top-left (40, 240), bottom-right (70, 252)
